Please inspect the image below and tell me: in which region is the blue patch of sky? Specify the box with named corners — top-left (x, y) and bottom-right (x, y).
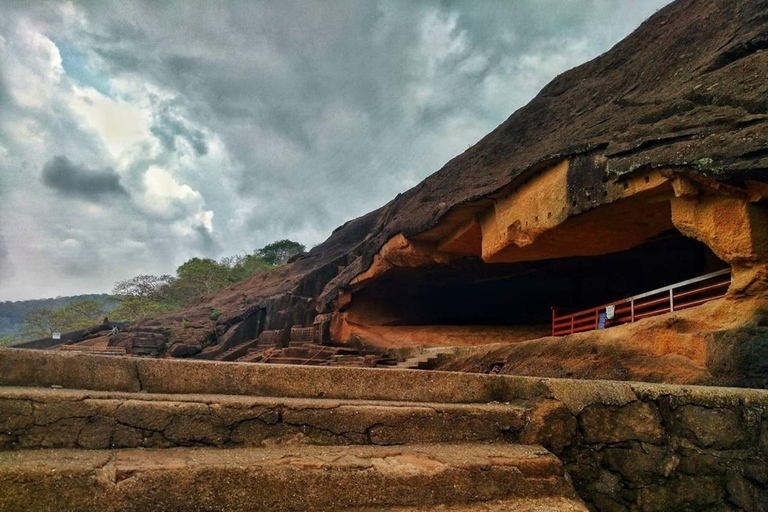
top-left (54, 39), bottom-right (113, 97)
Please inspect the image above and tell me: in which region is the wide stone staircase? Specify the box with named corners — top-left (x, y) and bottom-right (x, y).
top-left (0, 348), bottom-right (588, 512)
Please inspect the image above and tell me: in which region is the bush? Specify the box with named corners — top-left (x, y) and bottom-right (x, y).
top-left (209, 309), bottom-right (221, 321)
top-left (181, 318), bottom-right (190, 329)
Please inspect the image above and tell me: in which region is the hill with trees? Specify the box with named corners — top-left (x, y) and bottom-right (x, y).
top-left (0, 240), bottom-right (306, 345)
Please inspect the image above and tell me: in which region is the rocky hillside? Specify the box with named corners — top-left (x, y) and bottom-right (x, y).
top-left (129, 0), bottom-right (768, 355)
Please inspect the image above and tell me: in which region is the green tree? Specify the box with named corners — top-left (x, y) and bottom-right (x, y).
top-left (57, 299), bottom-right (107, 330)
top-left (108, 239), bottom-right (303, 316)
top-left (255, 239), bottom-right (306, 266)
top-left (175, 258), bottom-right (232, 295)
top-left (107, 296), bottom-right (166, 321)
top-left (113, 274), bottom-right (173, 299)
top-left (22, 299), bottom-right (107, 339)
top-left (223, 253), bottom-right (273, 282)
top-left (0, 335), bottom-right (15, 347)
top-left (22, 308), bottom-right (59, 338)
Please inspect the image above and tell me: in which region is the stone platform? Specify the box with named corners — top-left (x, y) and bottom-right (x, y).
top-left (0, 347), bottom-right (766, 511)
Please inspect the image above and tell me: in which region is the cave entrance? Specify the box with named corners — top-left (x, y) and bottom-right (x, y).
top-left (345, 230), bottom-right (727, 344)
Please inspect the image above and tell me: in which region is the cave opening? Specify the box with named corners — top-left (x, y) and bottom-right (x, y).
top-left (346, 230), bottom-right (727, 332)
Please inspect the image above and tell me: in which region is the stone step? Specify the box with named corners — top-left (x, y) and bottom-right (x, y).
top-left (0, 347), bottom-right (551, 403)
top-left (264, 356), bottom-right (328, 365)
top-left (216, 338), bottom-right (261, 362)
top-left (236, 350), bottom-right (267, 363)
top-left (0, 387), bottom-right (530, 450)
top-left (58, 346), bottom-right (127, 355)
top-left (0, 443), bottom-right (583, 512)
top-left (348, 498), bottom-right (589, 511)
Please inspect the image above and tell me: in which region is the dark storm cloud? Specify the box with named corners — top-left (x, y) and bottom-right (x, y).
top-left (0, 70), bottom-right (7, 108)
top-left (0, 0), bottom-right (674, 300)
top-left (150, 102), bottom-right (208, 156)
top-left (0, 234), bottom-right (8, 283)
top-left (193, 224), bottom-right (221, 257)
top-left (76, 1), bottom-right (671, 226)
top-left (41, 156), bottom-right (128, 201)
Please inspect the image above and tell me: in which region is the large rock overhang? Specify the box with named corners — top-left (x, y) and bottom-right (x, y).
top-left (328, 152), bottom-right (768, 343)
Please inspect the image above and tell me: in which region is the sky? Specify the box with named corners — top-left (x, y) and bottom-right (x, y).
top-left (0, 0), bottom-right (672, 301)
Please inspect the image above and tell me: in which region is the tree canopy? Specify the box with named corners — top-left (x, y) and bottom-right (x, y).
top-left (108, 239), bottom-right (302, 322)
top-left (255, 239), bottom-right (306, 266)
top-left (22, 298), bottom-right (108, 339)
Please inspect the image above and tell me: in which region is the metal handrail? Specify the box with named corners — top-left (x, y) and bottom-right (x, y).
top-left (629, 268), bottom-right (730, 301)
top-left (552, 268), bottom-right (731, 336)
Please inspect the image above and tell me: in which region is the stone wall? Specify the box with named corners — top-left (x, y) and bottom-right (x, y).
top-left (0, 348), bottom-right (765, 510)
top-left (520, 380), bottom-right (768, 512)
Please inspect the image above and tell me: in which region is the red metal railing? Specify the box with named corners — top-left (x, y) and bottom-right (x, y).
top-left (551, 268), bottom-right (731, 336)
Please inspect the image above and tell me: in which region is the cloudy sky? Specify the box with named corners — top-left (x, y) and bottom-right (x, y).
top-left (0, 0), bottom-right (672, 301)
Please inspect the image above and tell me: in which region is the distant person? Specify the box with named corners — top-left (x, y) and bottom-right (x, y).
top-left (109, 325), bottom-right (119, 337)
top-left (103, 317), bottom-right (110, 326)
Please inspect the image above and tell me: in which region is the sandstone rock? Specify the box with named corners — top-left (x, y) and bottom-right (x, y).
top-left (76, 416), bottom-right (117, 449)
top-left (602, 444), bottom-right (671, 485)
top-left (114, 400), bottom-right (175, 431)
top-left (636, 476), bottom-right (725, 512)
top-left (167, 343), bottom-right (202, 358)
top-left (706, 327), bottom-right (768, 389)
top-left (520, 400), bottom-right (578, 454)
top-left (726, 473), bottom-right (768, 512)
top-left (0, 399), bottom-right (33, 431)
top-left (20, 417), bottom-right (88, 449)
top-left (673, 405), bottom-right (746, 450)
top-left (675, 448), bottom-right (729, 477)
top-left (111, 424), bottom-right (145, 448)
top-left (579, 401), bottom-right (665, 444)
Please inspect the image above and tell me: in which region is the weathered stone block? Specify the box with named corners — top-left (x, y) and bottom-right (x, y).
top-left (20, 417), bottom-right (88, 448)
top-left (636, 476), bottom-right (725, 512)
top-left (743, 458), bottom-right (768, 486)
top-left (602, 445), bottom-right (671, 484)
top-left (590, 493), bottom-right (629, 512)
top-left (32, 400), bottom-right (93, 425)
top-left (114, 400), bottom-right (175, 431)
top-left (0, 399), bottom-right (33, 431)
top-left (520, 400), bottom-right (578, 454)
top-left (726, 473), bottom-right (768, 512)
top-left (77, 416), bottom-right (117, 449)
top-left (112, 424), bottom-right (145, 448)
top-left (588, 469), bottom-right (623, 498)
top-left (167, 343), bottom-right (202, 358)
top-left (163, 414), bottom-right (229, 445)
top-left (579, 401), bottom-right (664, 444)
top-left (676, 448), bottom-right (729, 476)
top-left (673, 405), bottom-right (746, 449)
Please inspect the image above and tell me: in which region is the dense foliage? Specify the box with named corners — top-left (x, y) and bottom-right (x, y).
top-left (21, 299), bottom-right (110, 339)
top-left (109, 241), bottom-right (296, 321)
top-left (109, 253), bottom-right (273, 320)
top-left (254, 239), bottom-right (306, 266)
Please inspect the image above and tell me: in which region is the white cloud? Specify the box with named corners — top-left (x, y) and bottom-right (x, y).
top-left (140, 165), bottom-right (204, 218)
top-left (4, 19), bottom-right (64, 109)
top-left (0, 0), bottom-right (674, 300)
top-left (69, 84), bottom-right (151, 160)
